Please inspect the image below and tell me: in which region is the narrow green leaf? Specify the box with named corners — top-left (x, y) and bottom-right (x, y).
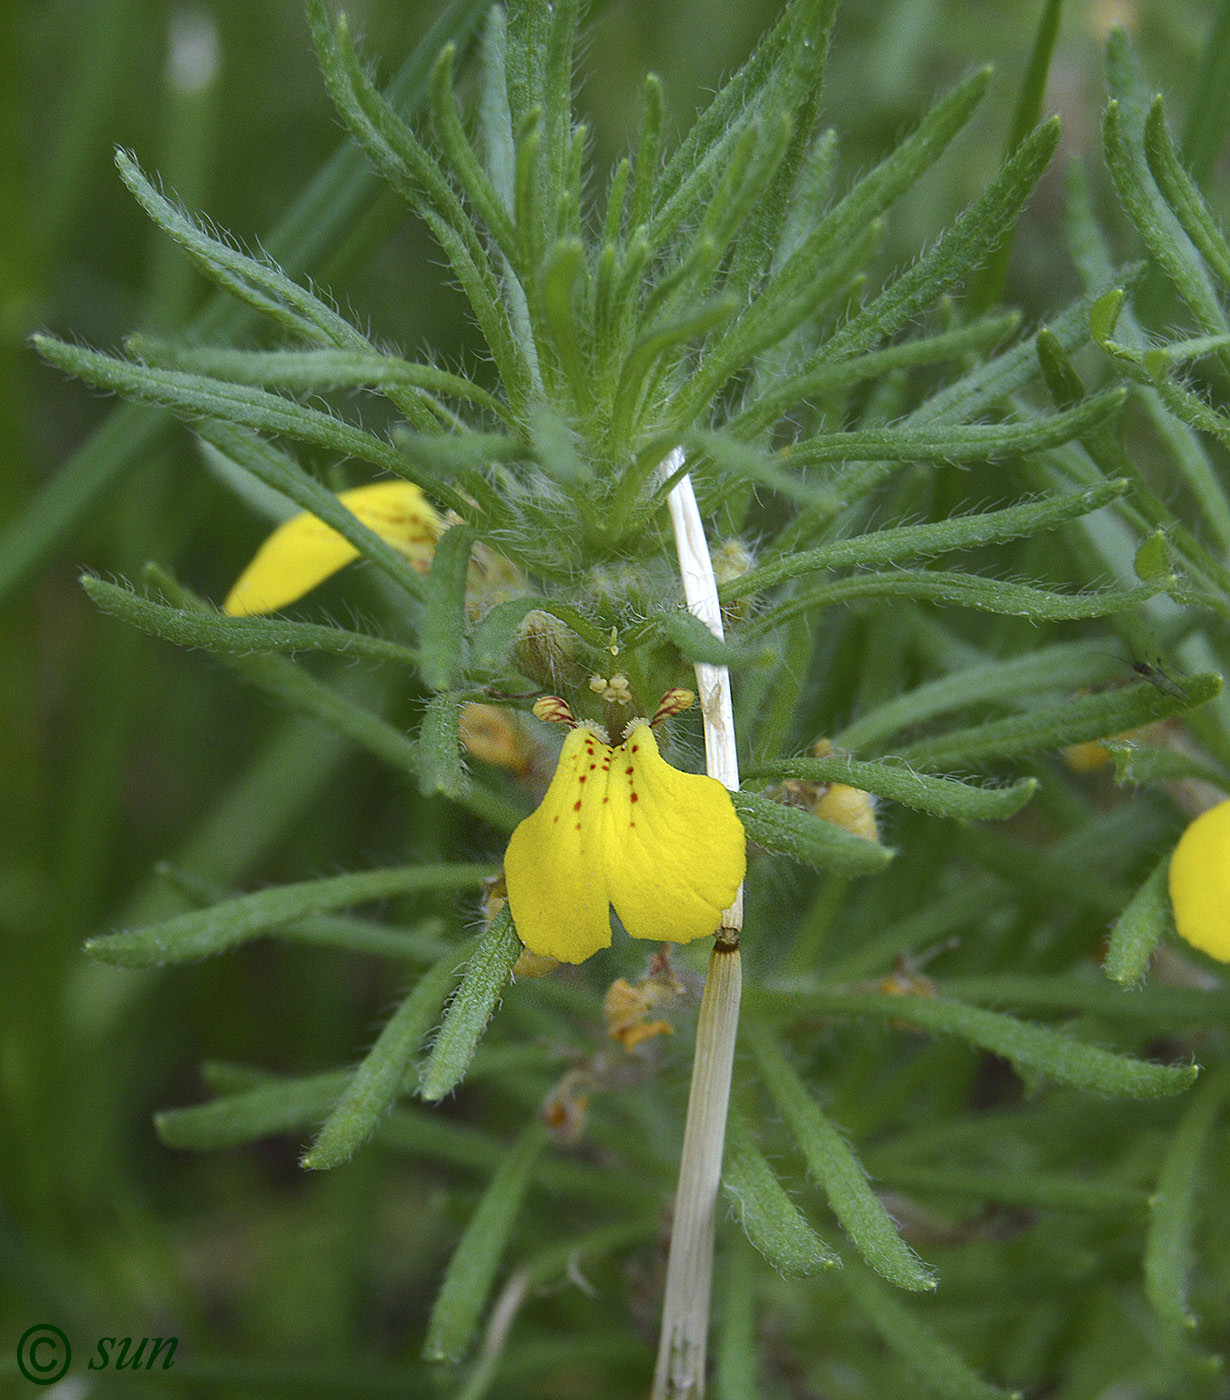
top-left (1103, 100), bottom-right (1229, 343)
top-left (870, 1163), bottom-right (1147, 1215)
top-left (971, 0), bottom-right (1063, 312)
top-left (746, 570), bottom-right (1157, 640)
top-left (429, 42), bottom-right (519, 261)
top-left (309, 0), bottom-right (530, 411)
top-left (86, 865), bottom-right (495, 967)
top-left (786, 389), bottom-right (1124, 470)
top-left (419, 690), bottom-right (468, 799)
top-left (764, 989), bottom-right (1199, 1098)
top-left (724, 481), bottom-right (1128, 602)
top-left (1106, 739), bottom-right (1230, 790)
top-left (823, 117), bottom-right (1062, 359)
top-left (897, 670), bottom-right (1221, 769)
top-left (746, 757), bottom-right (1037, 822)
top-left (656, 610), bottom-right (773, 667)
top-left (35, 337), bottom-right (469, 513)
top-left (82, 574), bottom-right (421, 668)
top-left (845, 1267), bottom-right (1022, 1400)
top-left (723, 1108), bottom-right (840, 1277)
top-left (129, 339), bottom-right (513, 426)
top-left (1179, 0), bottom-right (1230, 186)
top-left (156, 1070), bottom-right (349, 1150)
top-left (423, 1118), bottom-right (548, 1362)
top-left (421, 525), bottom-right (476, 691)
top-left (115, 149), bottom-right (368, 349)
top-left (836, 641), bottom-right (1117, 752)
top-left (1105, 854), bottom-right (1172, 986)
top-left (420, 905), bottom-right (521, 1102)
top-left (733, 791), bottom-right (894, 876)
top-left (714, 1240), bottom-right (763, 1400)
top-left (1145, 1069), bottom-right (1230, 1339)
top-left (733, 311), bottom-right (1020, 440)
top-left (303, 942), bottom-right (478, 1169)
top-left (748, 1024), bottom-right (936, 1291)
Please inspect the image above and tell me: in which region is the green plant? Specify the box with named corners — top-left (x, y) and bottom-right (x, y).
top-left (27, 0), bottom-right (1230, 1396)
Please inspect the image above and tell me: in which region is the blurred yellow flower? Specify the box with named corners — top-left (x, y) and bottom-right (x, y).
top-left (1168, 797), bottom-right (1230, 961)
top-left (223, 480), bottom-right (441, 616)
top-left (504, 722), bottom-right (745, 964)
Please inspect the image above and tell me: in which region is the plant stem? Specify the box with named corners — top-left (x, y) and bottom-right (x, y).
top-left (653, 447), bottom-right (744, 1399)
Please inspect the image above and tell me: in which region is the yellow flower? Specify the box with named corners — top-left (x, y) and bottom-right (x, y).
top-left (504, 722), bottom-right (746, 964)
top-left (1169, 798), bottom-right (1230, 961)
top-left (223, 480), bottom-right (441, 616)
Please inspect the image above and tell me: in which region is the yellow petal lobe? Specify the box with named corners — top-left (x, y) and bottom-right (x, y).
top-left (1169, 798), bottom-right (1230, 961)
top-left (601, 725), bottom-right (745, 944)
top-left (504, 727), bottom-right (619, 964)
top-left (504, 723), bottom-right (747, 963)
top-left (223, 481), bottom-right (441, 616)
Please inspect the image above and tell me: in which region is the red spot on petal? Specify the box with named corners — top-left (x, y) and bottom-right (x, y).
top-left (625, 766), bottom-right (634, 775)
top-left (631, 745), bottom-right (639, 753)
top-left (630, 792), bottom-right (639, 802)
top-left (573, 799), bottom-right (582, 811)
top-left (575, 822), bottom-right (582, 830)
top-left (589, 763), bottom-right (596, 770)
top-left (578, 775), bottom-right (587, 784)
top-left (602, 796), bottom-right (609, 803)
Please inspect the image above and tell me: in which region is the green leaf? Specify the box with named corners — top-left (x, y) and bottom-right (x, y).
top-left (129, 339), bottom-right (513, 427)
top-left (761, 989), bottom-right (1199, 1098)
top-left (748, 1024), bottom-right (936, 1291)
top-left (86, 865), bottom-right (495, 967)
top-left (723, 1108), bottom-right (840, 1277)
top-left (1105, 854), bottom-right (1172, 987)
top-left (1145, 1069), bottom-right (1230, 1341)
top-left (421, 525), bottom-right (476, 691)
top-left (733, 791), bottom-right (894, 876)
top-left (1103, 99), bottom-right (1229, 344)
top-left (747, 570), bottom-right (1157, 641)
top-left (303, 942), bottom-right (478, 1169)
top-left (419, 690), bottom-right (468, 800)
top-left (836, 641), bottom-right (1117, 752)
top-left (844, 1266), bottom-right (1023, 1400)
top-left (419, 905), bottom-right (521, 1102)
top-left (724, 481), bottom-right (1128, 602)
top-left (823, 117), bottom-right (1063, 359)
top-left (115, 150), bottom-right (369, 349)
top-left (786, 389), bottom-right (1125, 470)
top-left (656, 609), bottom-right (773, 667)
top-left (156, 1070), bottom-right (348, 1150)
top-left (308, 0), bottom-right (531, 411)
top-left (897, 670), bottom-right (1221, 769)
top-left (82, 574), bottom-right (421, 668)
top-left (746, 757), bottom-right (1037, 822)
top-left (423, 1118), bottom-right (548, 1362)
top-left (34, 337), bottom-right (469, 514)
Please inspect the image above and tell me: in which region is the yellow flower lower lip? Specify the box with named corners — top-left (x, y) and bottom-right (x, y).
top-left (1169, 797), bottom-right (1230, 961)
top-left (223, 480), bottom-right (441, 617)
top-left (504, 724), bottom-right (746, 964)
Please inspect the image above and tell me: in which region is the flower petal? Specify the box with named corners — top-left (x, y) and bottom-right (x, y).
top-left (223, 480), bottom-right (441, 616)
top-left (1169, 797), bottom-right (1230, 961)
top-left (602, 725), bottom-right (746, 944)
top-left (504, 727), bottom-right (618, 964)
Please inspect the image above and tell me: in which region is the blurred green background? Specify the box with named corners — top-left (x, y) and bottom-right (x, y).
top-left (0, 0), bottom-right (1221, 1391)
